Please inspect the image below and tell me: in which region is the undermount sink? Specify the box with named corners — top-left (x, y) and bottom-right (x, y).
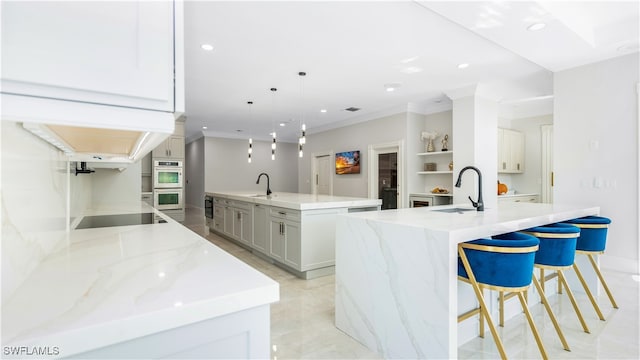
top-left (433, 207), bottom-right (476, 213)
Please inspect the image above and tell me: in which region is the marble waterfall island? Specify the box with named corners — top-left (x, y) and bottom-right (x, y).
top-left (207, 192), bottom-right (381, 279)
top-left (335, 202), bottom-right (599, 359)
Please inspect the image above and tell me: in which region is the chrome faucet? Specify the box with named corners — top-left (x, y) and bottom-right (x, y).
top-left (256, 173), bottom-right (272, 196)
top-left (455, 166), bottom-right (484, 211)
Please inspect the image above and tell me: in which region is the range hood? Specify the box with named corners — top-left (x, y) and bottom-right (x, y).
top-left (3, 93), bottom-right (175, 164)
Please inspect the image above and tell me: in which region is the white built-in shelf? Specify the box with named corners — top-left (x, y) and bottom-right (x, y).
top-left (431, 193), bottom-right (453, 197)
top-left (417, 151), bottom-right (453, 156)
top-left (417, 171), bottom-right (453, 175)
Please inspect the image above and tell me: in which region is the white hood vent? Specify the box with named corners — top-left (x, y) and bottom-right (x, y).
top-left (4, 93), bottom-right (176, 165)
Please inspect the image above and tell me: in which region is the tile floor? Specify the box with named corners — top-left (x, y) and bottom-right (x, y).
top-left (183, 207), bottom-right (639, 359)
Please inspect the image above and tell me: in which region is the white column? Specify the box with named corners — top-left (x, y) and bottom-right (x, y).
top-left (447, 84), bottom-right (499, 210)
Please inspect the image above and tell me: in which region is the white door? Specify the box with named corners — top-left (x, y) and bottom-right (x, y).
top-left (541, 125), bottom-right (554, 203)
top-left (313, 154), bottom-right (332, 195)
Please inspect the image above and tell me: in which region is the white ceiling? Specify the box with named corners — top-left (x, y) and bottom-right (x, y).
top-left (184, 1), bottom-right (639, 143)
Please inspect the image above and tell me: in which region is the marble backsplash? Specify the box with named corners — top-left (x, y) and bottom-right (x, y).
top-left (1, 121), bottom-right (91, 302)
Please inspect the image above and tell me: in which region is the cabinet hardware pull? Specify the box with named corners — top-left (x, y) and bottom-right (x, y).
top-left (279, 211), bottom-right (286, 215)
top-left (517, 163), bottom-right (520, 170)
top-left (502, 162), bottom-right (506, 169)
top-left (551, 172), bottom-right (554, 187)
top-left (316, 174), bottom-right (319, 185)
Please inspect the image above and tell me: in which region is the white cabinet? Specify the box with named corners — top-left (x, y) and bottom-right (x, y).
top-left (269, 208), bottom-right (302, 270)
top-left (234, 204), bottom-right (253, 247)
top-left (252, 204), bottom-right (269, 255)
top-left (153, 121), bottom-right (185, 159)
top-left (1, 1), bottom-right (180, 113)
top-left (498, 129), bottom-right (525, 173)
top-left (212, 201), bottom-right (224, 233)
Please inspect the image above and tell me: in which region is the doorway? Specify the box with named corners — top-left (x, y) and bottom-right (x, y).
top-left (312, 152), bottom-right (332, 195)
top-left (378, 153), bottom-right (398, 209)
top-left (368, 141), bottom-right (404, 208)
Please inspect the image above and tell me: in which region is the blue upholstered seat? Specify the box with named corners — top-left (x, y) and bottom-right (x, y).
top-left (562, 216), bottom-right (618, 312)
top-left (457, 233), bottom-right (550, 358)
top-left (522, 223), bottom-right (580, 267)
top-left (458, 234), bottom-right (539, 288)
top-left (521, 223), bottom-right (591, 334)
top-left (563, 216), bottom-right (611, 252)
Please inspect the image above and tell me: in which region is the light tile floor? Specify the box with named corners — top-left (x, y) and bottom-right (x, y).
top-left (184, 207), bottom-right (639, 359)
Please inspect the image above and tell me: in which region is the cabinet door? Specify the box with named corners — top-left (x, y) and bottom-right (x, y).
top-left (152, 138), bottom-right (170, 158)
top-left (237, 208), bottom-right (253, 246)
top-left (168, 136), bottom-right (185, 158)
top-left (1, 1), bottom-right (175, 112)
top-left (223, 206), bottom-right (234, 239)
top-left (252, 205), bottom-right (269, 254)
top-left (283, 221), bottom-right (302, 270)
top-left (269, 220), bottom-right (285, 262)
top-left (497, 129), bottom-right (506, 171)
top-left (509, 131), bottom-right (524, 172)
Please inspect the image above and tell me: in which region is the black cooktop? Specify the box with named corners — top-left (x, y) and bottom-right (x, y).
top-left (76, 213), bottom-right (159, 229)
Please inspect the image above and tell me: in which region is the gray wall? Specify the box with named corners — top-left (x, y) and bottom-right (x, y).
top-left (204, 136), bottom-right (299, 194)
top-left (185, 137), bottom-right (205, 208)
top-left (298, 112), bottom-right (408, 197)
top-left (554, 53), bottom-right (639, 273)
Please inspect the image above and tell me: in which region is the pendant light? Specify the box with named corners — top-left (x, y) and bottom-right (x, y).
top-left (247, 101), bottom-right (253, 163)
top-left (298, 71), bottom-right (307, 158)
top-left (270, 88), bottom-right (277, 160)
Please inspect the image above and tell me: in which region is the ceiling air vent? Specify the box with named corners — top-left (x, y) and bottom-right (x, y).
top-left (345, 107), bottom-right (361, 112)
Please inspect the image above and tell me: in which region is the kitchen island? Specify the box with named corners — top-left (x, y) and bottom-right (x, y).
top-left (335, 202), bottom-right (599, 359)
top-left (1, 204), bottom-right (279, 359)
top-left (207, 192), bottom-right (381, 279)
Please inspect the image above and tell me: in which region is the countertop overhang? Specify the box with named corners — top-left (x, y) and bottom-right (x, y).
top-left (208, 191), bottom-right (382, 210)
top-left (1, 204), bottom-right (279, 358)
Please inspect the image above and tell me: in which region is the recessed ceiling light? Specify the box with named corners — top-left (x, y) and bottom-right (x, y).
top-left (527, 23), bottom-right (546, 31)
top-left (457, 63), bottom-right (469, 69)
top-left (202, 126), bottom-right (208, 130)
top-left (320, 109), bottom-right (327, 113)
top-left (279, 123), bottom-right (286, 127)
top-left (384, 83), bottom-right (401, 92)
top-left (201, 44), bottom-right (214, 51)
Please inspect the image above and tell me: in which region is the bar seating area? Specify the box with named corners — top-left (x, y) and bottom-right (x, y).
top-left (458, 216), bottom-right (618, 360)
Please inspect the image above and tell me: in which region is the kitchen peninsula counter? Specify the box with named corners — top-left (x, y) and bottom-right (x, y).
top-left (335, 202), bottom-right (599, 359)
top-left (1, 204), bottom-right (279, 359)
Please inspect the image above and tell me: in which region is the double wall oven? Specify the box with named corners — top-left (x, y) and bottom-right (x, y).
top-left (154, 160), bottom-right (183, 210)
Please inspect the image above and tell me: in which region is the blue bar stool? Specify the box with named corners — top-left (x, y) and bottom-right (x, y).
top-left (521, 223), bottom-right (591, 334)
top-left (458, 234), bottom-right (548, 359)
top-left (493, 232), bottom-right (571, 352)
top-left (564, 216), bottom-right (617, 319)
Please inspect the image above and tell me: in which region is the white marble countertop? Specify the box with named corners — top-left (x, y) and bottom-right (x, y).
top-left (339, 202), bottom-right (599, 243)
top-left (1, 204), bottom-right (279, 358)
top-left (207, 191), bottom-right (382, 210)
